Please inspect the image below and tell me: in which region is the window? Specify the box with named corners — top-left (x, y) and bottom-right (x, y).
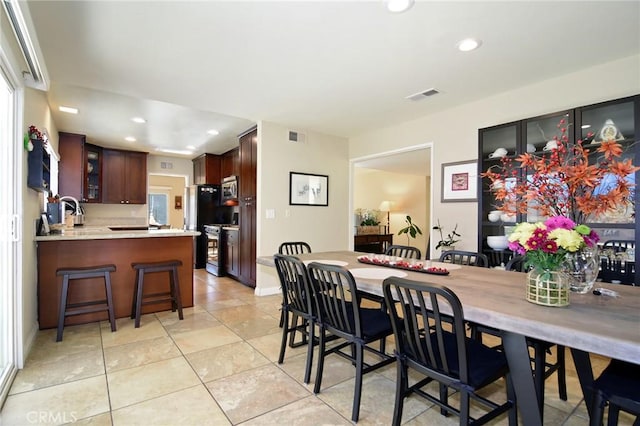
top-left (148, 192), bottom-right (168, 225)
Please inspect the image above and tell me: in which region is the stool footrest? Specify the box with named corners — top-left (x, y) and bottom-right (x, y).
top-left (64, 304), bottom-right (110, 317)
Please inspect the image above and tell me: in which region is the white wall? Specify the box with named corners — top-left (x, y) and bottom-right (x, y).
top-left (349, 54), bottom-right (640, 255)
top-left (256, 120), bottom-right (349, 294)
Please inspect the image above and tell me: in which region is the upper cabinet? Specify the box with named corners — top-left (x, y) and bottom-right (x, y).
top-left (193, 154), bottom-right (221, 185)
top-left (102, 149), bottom-right (148, 204)
top-left (478, 95), bottom-right (639, 279)
top-left (27, 139), bottom-right (50, 193)
top-left (58, 132), bottom-right (102, 202)
top-left (221, 147), bottom-right (239, 179)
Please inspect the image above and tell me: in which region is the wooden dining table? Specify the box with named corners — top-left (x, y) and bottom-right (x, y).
top-left (257, 250), bottom-right (640, 426)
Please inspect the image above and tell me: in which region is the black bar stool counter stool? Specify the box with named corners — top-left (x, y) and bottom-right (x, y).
top-left (131, 260), bottom-right (184, 328)
top-left (56, 264), bottom-right (117, 342)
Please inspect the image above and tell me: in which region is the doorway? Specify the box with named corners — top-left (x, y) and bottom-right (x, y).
top-left (351, 144), bottom-right (432, 258)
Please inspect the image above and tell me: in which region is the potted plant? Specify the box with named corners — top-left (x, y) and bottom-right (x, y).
top-left (433, 219), bottom-right (460, 251)
top-left (355, 208), bottom-right (381, 234)
top-left (397, 215), bottom-right (422, 245)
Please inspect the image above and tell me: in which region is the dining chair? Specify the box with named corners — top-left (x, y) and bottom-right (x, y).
top-left (589, 358), bottom-right (640, 426)
top-left (505, 255), bottom-right (526, 272)
top-left (273, 254), bottom-right (316, 383)
top-left (382, 277), bottom-right (517, 426)
top-left (599, 258), bottom-right (636, 285)
top-left (385, 244), bottom-right (422, 260)
top-left (277, 241), bottom-right (312, 327)
top-left (439, 250), bottom-right (489, 267)
top-left (278, 241), bottom-right (312, 256)
top-left (602, 240), bottom-right (636, 253)
top-left (307, 262), bottom-right (394, 422)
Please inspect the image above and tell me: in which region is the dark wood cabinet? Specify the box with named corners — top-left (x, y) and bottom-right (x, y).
top-left (102, 149), bottom-right (148, 204)
top-left (221, 147), bottom-right (239, 179)
top-left (27, 139), bottom-right (50, 193)
top-left (225, 228), bottom-right (240, 278)
top-left (238, 127), bottom-right (257, 287)
top-left (193, 154), bottom-right (221, 184)
top-left (354, 234), bottom-right (393, 254)
top-left (59, 132), bottom-right (103, 202)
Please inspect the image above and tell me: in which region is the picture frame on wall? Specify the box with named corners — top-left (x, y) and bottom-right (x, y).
top-left (289, 172), bottom-right (329, 206)
top-left (441, 160), bottom-right (478, 203)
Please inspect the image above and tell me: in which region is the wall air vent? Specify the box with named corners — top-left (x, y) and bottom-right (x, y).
top-left (405, 88), bottom-right (440, 101)
top-left (288, 131), bottom-right (306, 143)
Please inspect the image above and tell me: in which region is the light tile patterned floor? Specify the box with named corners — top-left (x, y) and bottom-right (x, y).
top-left (0, 270), bottom-right (635, 425)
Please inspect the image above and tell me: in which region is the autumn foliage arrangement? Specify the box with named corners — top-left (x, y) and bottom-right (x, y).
top-left (481, 118), bottom-right (639, 223)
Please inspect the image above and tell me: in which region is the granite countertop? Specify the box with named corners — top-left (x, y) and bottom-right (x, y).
top-left (35, 226), bottom-right (200, 242)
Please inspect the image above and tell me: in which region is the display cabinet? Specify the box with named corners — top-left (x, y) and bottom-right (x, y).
top-left (478, 95), bottom-right (638, 283)
top-left (84, 144), bottom-right (102, 203)
top-left (27, 139), bottom-right (50, 192)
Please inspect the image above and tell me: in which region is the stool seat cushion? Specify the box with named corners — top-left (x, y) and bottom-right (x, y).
top-left (132, 260), bottom-right (182, 270)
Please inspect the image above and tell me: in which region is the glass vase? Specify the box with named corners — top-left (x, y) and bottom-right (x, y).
top-left (525, 269), bottom-right (569, 307)
top-left (563, 248), bottom-right (599, 294)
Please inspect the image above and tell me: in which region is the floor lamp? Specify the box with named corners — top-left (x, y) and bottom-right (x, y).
top-left (378, 201), bottom-right (393, 235)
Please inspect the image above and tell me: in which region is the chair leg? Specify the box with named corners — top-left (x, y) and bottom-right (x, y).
top-left (56, 275), bottom-right (70, 342)
top-left (351, 343), bottom-right (364, 422)
top-left (104, 272), bottom-right (116, 333)
top-left (557, 345), bottom-right (568, 401)
top-left (589, 389), bottom-right (606, 426)
top-left (278, 309), bottom-right (289, 365)
top-left (313, 328), bottom-right (326, 394)
top-left (392, 360), bottom-right (406, 426)
top-left (170, 266), bottom-right (184, 320)
top-left (130, 269), bottom-right (139, 320)
top-left (460, 389), bottom-right (471, 425)
top-left (608, 404), bottom-right (620, 426)
top-left (303, 320), bottom-right (315, 384)
top-left (288, 313), bottom-right (299, 347)
top-left (278, 308), bottom-right (285, 328)
top-left (134, 269), bottom-right (145, 328)
top-left (506, 373), bottom-right (518, 426)
top-left (440, 384), bottom-right (448, 416)
top-left (533, 343), bottom-right (545, 414)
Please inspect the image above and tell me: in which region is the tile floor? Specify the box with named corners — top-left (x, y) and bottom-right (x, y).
top-left (0, 270), bottom-right (635, 425)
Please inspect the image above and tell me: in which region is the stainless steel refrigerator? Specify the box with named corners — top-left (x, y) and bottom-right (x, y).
top-left (185, 185), bottom-right (232, 268)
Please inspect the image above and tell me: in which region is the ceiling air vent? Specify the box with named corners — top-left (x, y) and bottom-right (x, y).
top-left (288, 131), bottom-right (306, 143)
top-left (405, 88), bottom-right (440, 101)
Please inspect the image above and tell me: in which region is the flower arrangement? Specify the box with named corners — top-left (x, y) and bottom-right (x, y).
top-left (28, 125), bottom-right (44, 140)
top-left (508, 216), bottom-right (599, 271)
top-left (481, 118), bottom-right (639, 223)
top-left (355, 208), bottom-right (381, 226)
top-left (432, 219), bottom-right (460, 250)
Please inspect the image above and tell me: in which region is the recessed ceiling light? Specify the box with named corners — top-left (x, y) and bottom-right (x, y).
top-left (385, 0), bottom-right (414, 13)
top-left (457, 38), bottom-right (482, 52)
top-left (59, 106), bottom-right (78, 114)
top-left (125, 136), bottom-right (136, 142)
top-left (131, 117), bottom-right (146, 124)
top-left (207, 129), bottom-right (219, 136)
top-left (581, 124), bottom-right (591, 129)
top-left (155, 148), bottom-right (193, 155)
top-left (186, 145), bottom-right (196, 150)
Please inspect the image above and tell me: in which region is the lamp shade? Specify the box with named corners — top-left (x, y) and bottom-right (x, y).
top-left (379, 201), bottom-right (393, 212)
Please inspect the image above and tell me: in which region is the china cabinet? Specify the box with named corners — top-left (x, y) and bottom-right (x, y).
top-left (478, 95), bottom-right (638, 284)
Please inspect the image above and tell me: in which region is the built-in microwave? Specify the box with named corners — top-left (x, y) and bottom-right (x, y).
top-left (221, 176), bottom-right (238, 204)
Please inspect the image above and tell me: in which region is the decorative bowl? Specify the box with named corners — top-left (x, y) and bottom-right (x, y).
top-left (487, 235), bottom-right (509, 250)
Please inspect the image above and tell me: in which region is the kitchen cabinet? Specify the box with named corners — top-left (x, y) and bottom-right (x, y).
top-left (27, 139), bottom-right (50, 192)
top-left (478, 95), bottom-right (638, 280)
top-left (59, 132), bottom-right (103, 202)
top-left (225, 228), bottom-right (240, 278)
top-left (102, 149), bottom-right (148, 204)
top-left (238, 126), bottom-right (257, 287)
top-left (193, 153), bottom-right (221, 184)
top-left (221, 147), bottom-right (239, 179)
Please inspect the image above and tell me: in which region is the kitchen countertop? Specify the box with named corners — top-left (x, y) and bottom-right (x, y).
top-left (34, 226), bottom-right (200, 241)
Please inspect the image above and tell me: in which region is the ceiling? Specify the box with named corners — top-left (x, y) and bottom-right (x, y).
top-left (20, 1), bottom-right (640, 171)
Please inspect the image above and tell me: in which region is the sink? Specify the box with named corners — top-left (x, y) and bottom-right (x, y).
top-left (108, 226), bottom-right (149, 231)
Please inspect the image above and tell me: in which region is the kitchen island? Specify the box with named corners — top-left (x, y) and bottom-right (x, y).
top-left (35, 227), bottom-right (200, 329)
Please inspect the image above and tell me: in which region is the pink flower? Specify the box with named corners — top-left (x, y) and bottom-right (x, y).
top-left (544, 216), bottom-right (576, 231)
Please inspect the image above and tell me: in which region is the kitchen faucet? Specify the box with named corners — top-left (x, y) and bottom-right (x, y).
top-left (59, 195), bottom-right (85, 226)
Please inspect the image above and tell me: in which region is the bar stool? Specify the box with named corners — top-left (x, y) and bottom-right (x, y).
top-left (130, 260), bottom-right (184, 328)
top-left (56, 264), bottom-right (117, 342)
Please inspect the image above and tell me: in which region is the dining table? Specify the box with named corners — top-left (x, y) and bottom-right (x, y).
top-left (257, 250), bottom-right (640, 426)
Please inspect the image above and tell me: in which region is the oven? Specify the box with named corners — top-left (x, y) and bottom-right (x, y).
top-left (204, 225), bottom-right (225, 276)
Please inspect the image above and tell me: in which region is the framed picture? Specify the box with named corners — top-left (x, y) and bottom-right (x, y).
top-left (174, 195), bottom-right (182, 210)
top-left (441, 160), bottom-right (478, 202)
top-left (289, 172), bottom-right (329, 206)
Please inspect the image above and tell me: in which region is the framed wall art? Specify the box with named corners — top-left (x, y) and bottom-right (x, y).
top-left (289, 172), bottom-right (329, 206)
top-left (441, 160), bottom-right (478, 203)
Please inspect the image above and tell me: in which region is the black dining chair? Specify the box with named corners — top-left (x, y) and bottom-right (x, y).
top-left (307, 262), bottom-right (394, 422)
top-left (385, 244), bottom-right (422, 260)
top-left (277, 242), bottom-right (312, 327)
top-left (278, 241), bottom-right (312, 256)
top-left (589, 359), bottom-right (640, 426)
top-left (439, 250), bottom-right (489, 267)
top-left (383, 277), bottom-right (517, 425)
top-left (505, 255), bottom-right (526, 272)
top-left (602, 240), bottom-right (636, 253)
top-left (273, 254), bottom-right (317, 383)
